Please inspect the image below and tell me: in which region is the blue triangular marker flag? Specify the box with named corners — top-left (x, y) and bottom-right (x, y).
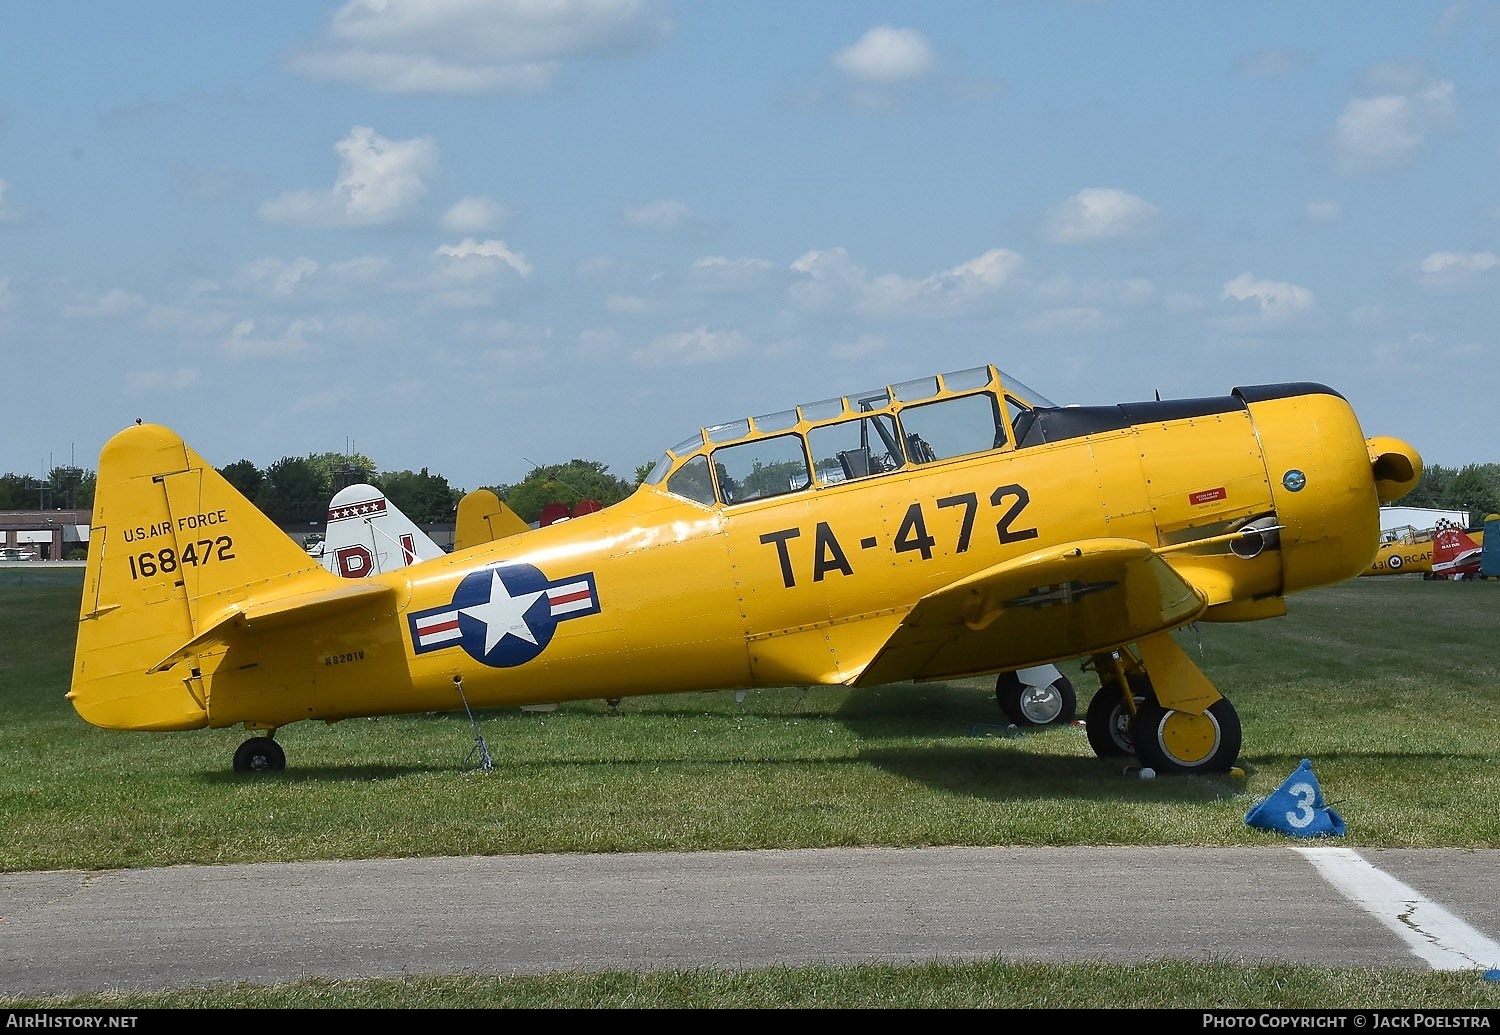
top-left (1244, 758), bottom-right (1346, 838)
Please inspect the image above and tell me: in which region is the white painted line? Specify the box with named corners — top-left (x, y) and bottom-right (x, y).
top-left (1294, 846), bottom-right (1500, 971)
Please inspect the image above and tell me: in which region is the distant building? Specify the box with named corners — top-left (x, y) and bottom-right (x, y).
top-left (0, 509), bottom-right (92, 560)
top-left (1378, 505), bottom-right (1471, 533)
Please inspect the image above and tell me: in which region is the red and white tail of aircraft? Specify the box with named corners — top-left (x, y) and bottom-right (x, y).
top-left (319, 483), bottom-right (446, 578)
top-left (1430, 518), bottom-right (1483, 580)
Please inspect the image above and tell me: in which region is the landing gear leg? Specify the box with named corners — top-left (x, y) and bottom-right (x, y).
top-left (1119, 634), bottom-right (1242, 775)
top-left (1083, 650), bottom-right (1147, 758)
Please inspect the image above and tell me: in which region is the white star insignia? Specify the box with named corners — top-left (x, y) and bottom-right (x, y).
top-left (460, 570), bottom-right (545, 654)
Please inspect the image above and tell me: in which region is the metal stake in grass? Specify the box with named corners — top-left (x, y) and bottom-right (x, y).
top-left (452, 674), bottom-right (493, 772)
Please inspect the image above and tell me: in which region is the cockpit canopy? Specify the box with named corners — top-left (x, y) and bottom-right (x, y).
top-left (643, 365), bottom-right (1054, 507)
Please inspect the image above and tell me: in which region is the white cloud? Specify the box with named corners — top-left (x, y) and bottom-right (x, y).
top-left (1331, 70), bottom-right (1457, 175)
top-left (223, 317), bottom-right (324, 359)
top-left (235, 257), bottom-right (320, 298)
top-left (1041, 188), bottom-right (1160, 244)
top-left (433, 237), bottom-right (534, 278)
top-left (1420, 250), bottom-right (1498, 274)
top-left (687, 256), bottom-right (777, 291)
top-left (630, 324), bottom-right (749, 366)
top-left (832, 26), bottom-right (935, 83)
top-left (287, 0), bottom-right (673, 95)
top-left (428, 238), bottom-right (534, 307)
top-left (442, 195), bottom-right (509, 233)
top-left (259, 126), bottom-right (438, 228)
top-left (788, 247), bottom-right (867, 312)
top-left (623, 198), bottom-right (695, 233)
top-left (1417, 249), bottom-right (1498, 290)
top-left (1220, 273), bottom-right (1315, 325)
top-left (789, 246), bottom-right (1022, 318)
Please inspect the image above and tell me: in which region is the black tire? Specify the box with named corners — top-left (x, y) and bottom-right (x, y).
top-left (1133, 697), bottom-right (1241, 775)
top-left (1085, 680), bottom-right (1145, 757)
top-left (233, 736), bottom-right (286, 774)
top-left (995, 670), bottom-right (1076, 726)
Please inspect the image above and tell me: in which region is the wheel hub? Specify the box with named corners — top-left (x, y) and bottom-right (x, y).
top-left (1152, 709), bottom-right (1221, 766)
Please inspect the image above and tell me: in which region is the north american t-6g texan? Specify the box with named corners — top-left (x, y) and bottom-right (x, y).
top-left (69, 363), bottom-right (1422, 775)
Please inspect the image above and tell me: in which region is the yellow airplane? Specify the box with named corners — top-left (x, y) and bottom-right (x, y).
top-left (69, 365), bottom-right (1422, 776)
top-left (1362, 524), bottom-right (1433, 577)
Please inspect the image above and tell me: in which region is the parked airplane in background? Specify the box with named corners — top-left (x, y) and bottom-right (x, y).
top-left (317, 483), bottom-right (445, 578)
top-left (453, 489), bottom-right (529, 552)
top-left (69, 363), bottom-right (1421, 777)
top-left (1430, 518), bottom-right (1485, 580)
top-left (1362, 524), bottom-right (1433, 577)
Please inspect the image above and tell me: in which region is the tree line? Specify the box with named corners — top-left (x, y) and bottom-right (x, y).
top-left (2, 456), bottom-right (1497, 530)
top-left (0, 451), bottom-right (649, 528)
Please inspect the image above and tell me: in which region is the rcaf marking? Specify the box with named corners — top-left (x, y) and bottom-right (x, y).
top-left (408, 563), bottom-right (600, 668)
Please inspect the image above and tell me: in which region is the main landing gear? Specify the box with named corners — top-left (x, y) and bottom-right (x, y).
top-left (1081, 642), bottom-right (1242, 775)
top-left (233, 733), bottom-right (286, 773)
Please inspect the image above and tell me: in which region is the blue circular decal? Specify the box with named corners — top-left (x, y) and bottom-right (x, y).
top-left (452, 563), bottom-right (557, 667)
top-left (1282, 469), bottom-right (1307, 492)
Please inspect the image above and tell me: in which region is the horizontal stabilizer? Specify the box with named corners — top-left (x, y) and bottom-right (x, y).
top-left (150, 579), bottom-right (396, 673)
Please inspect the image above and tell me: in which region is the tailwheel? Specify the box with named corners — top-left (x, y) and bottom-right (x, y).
top-left (995, 668), bottom-right (1077, 727)
top-left (233, 736), bottom-right (286, 774)
top-left (1133, 698), bottom-right (1241, 775)
top-left (1084, 675), bottom-right (1149, 757)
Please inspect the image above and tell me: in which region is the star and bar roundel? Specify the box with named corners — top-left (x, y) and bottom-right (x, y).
top-left (407, 563), bottom-right (600, 668)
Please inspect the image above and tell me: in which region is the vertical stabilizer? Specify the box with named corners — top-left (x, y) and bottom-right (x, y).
top-left (1431, 518), bottom-right (1482, 579)
top-left (70, 423), bottom-right (332, 731)
top-left (321, 483), bottom-right (445, 576)
top-left (454, 488), bottom-right (530, 551)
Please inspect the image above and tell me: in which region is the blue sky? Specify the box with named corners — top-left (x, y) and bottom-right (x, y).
top-left (2, 1), bottom-right (1496, 492)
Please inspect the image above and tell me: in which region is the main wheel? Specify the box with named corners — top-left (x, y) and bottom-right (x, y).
top-left (1132, 698), bottom-right (1241, 775)
top-left (995, 670), bottom-right (1076, 726)
top-left (1084, 678), bottom-right (1147, 757)
top-left (233, 736), bottom-right (286, 774)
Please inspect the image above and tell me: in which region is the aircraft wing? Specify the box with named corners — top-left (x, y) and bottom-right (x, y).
top-left (850, 538), bottom-right (1208, 686)
top-left (149, 579), bottom-right (397, 674)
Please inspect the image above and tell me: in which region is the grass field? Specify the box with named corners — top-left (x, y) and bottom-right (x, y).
top-left (3, 565), bottom-right (1498, 1008)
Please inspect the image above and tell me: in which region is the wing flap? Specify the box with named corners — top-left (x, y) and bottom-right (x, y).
top-left (851, 538), bottom-right (1208, 686)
